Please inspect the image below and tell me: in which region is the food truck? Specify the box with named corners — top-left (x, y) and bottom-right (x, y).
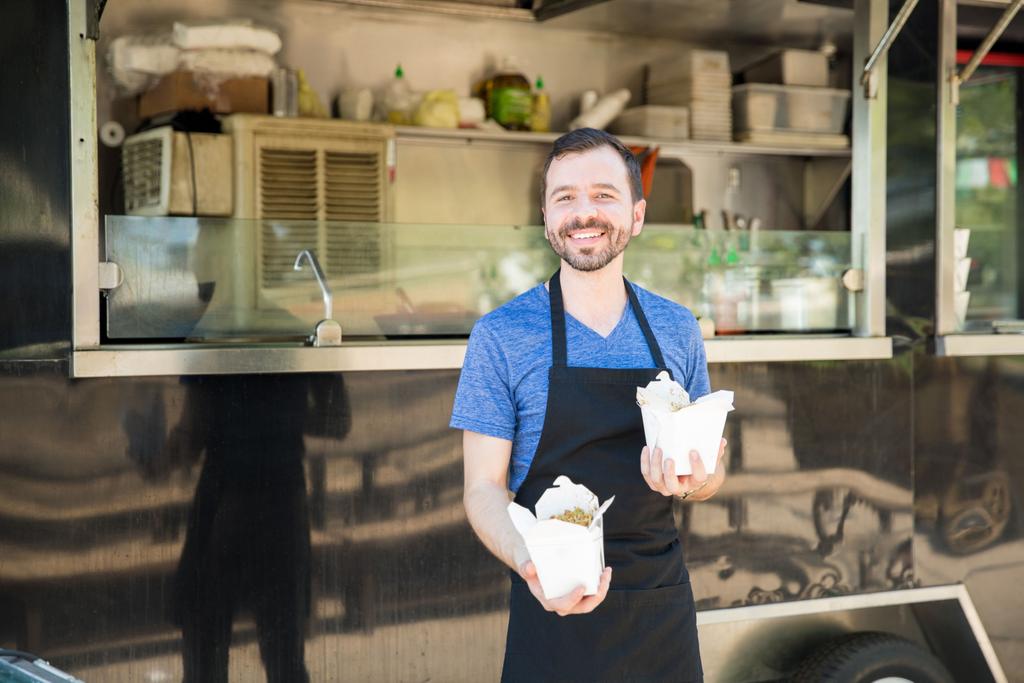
top-left (1, 0), bottom-right (1022, 680)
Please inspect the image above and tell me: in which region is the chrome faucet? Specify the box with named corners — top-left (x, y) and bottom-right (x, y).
top-left (293, 249), bottom-right (342, 347)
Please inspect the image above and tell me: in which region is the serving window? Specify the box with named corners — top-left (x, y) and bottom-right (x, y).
top-left (69, 0), bottom-right (895, 376)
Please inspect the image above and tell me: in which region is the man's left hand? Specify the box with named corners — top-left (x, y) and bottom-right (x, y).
top-left (640, 438), bottom-right (727, 501)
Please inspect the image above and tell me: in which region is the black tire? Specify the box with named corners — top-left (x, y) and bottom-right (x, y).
top-left (792, 632), bottom-right (954, 683)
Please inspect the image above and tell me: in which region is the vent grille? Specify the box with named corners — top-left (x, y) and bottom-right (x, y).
top-left (123, 137), bottom-right (164, 213)
top-left (261, 222), bottom-right (320, 289)
top-left (324, 151), bottom-right (382, 277)
top-left (259, 148), bottom-right (318, 220)
top-left (324, 151), bottom-right (381, 221)
top-left (326, 223), bottom-right (382, 276)
top-left (253, 138), bottom-right (387, 291)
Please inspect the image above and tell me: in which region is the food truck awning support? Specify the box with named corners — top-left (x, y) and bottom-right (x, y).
top-left (950, 0), bottom-right (1024, 105)
top-left (861, 0), bottom-right (920, 98)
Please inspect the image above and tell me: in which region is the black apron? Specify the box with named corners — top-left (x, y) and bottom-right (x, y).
top-left (501, 270), bottom-right (702, 683)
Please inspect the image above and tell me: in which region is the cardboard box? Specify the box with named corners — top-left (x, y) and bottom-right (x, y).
top-left (508, 477), bottom-right (614, 599)
top-left (138, 71), bottom-right (268, 119)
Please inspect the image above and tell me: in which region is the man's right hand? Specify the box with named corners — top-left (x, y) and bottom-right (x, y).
top-left (518, 561), bottom-right (612, 616)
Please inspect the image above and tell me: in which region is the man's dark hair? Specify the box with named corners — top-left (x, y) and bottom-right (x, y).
top-left (540, 128), bottom-right (643, 205)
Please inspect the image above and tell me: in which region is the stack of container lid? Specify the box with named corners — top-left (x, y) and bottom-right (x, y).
top-left (733, 49), bottom-right (850, 148)
top-left (645, 49), bottom-right (732, 142)
top-left (953, 227), bottom-right (972, 328)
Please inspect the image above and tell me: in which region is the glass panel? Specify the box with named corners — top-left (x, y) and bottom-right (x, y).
top-left (955, 66), bottom-right (1019, 331)
top-left (105, 216), bottom-right (853, 341)
top-left (629, 227), bottom-right (853, 335)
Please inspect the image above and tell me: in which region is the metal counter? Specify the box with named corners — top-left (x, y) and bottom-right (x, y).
top-left (71, 336), bottom-right (893, 377)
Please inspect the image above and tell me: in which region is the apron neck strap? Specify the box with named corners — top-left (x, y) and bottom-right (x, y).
top-left (548, 269), bottom-right (667, 368)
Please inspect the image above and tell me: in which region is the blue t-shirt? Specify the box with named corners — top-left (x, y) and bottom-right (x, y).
top-left (450, 282), bottom-right (710, 493)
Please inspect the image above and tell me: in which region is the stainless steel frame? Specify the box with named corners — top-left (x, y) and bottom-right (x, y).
top-left (697, 584), bottom-right (1007, 683)
top-left (69, 0), bottom-right (99, 354)
top-left (935, 0), bottom-right (1024, 356)
top-left (852, 0), bottom-right (889, 339)
top-left (68, 0), bottom-right (895, 377)
top-left (71, 343), bottom-right (469, 377)
top-left (937, 0), bottom-right (959, 338)
top-left (70, 336), bottom-right (893, 377)
top-left (936, 333), bottom-right (1024, 355)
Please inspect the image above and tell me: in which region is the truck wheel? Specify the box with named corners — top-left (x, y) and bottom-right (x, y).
top-left (792, 632), bottom-right (954, 683)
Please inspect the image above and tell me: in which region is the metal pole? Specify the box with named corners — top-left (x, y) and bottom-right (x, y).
top-left (861, 0), bottom-right (920, 95)
top-left (937, 0), bottom-right (959, 336)
top-left (957, 0), bottom-right (1024, 86)
top-left (851, 0), bottom-right (889, 337)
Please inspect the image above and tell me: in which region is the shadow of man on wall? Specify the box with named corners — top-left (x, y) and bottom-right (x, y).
top-left (162, 373), bottom-right (350, 683)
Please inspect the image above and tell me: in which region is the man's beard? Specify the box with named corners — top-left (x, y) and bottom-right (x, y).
top-left (547, 217), bottom-right (632, 272)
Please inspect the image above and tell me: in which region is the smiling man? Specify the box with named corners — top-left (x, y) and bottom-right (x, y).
top-left (451, 128), bottom-right (726, 682)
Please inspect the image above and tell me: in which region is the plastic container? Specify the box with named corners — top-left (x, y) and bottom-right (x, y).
top-left (732, 83), bottom-right (850, 134)
top-left (743, 49), bottom-right (829, 87)
top-left (610, 105), bottom-right (689, 139)
top-left (647, 49), bottom-right (731, 89)
top-left (647, 50), bottom-right (731, 141)
top-left (489, 56), bottom-right (532, 130)
top-left (382, 64), bottom-right (414, 125)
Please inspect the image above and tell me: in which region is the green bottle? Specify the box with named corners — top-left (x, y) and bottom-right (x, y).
top-left (530, 76), bottom-right (551, 133)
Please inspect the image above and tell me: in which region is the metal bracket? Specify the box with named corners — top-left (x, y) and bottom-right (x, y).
top-left (86, 0), bottom-right (104, 40)
top-left (98, 262), bottom-right (122, 291)
top-left (861, 0), bottom-right (920, 99)
top-left (950, 0), bottom-right (1024, 105)
top-left (534, 0), bottom-right (612, 22)
top-left (806, 159), bottom-right (853, 231)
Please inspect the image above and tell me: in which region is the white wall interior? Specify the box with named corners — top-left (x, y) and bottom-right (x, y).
top-left (96, 0), bottom-right (731, 132)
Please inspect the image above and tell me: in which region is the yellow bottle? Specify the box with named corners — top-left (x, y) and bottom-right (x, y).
top-left (530, 76), bottom-right (551, 133)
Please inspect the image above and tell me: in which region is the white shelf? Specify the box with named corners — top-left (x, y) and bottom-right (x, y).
top-left (396, 126), bottom-right (851, 158)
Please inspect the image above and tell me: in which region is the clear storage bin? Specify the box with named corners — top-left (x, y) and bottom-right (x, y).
top-left (732, 84), bottom-right (850, 134)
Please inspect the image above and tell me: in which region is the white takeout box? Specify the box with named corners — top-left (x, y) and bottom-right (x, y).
top-left (637, 372), bottom-right (734, 476)
top-left (508, 476), bottom-right (614, 600)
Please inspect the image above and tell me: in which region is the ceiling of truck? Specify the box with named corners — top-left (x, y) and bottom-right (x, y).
top-left (538, 0), bottom-right (853, 49)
